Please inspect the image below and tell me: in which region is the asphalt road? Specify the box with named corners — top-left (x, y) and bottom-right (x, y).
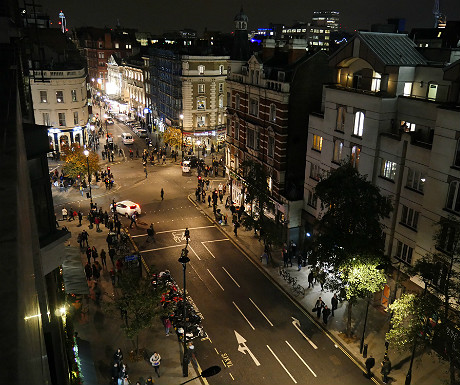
top-left (51, 116), bottom-right (373, 385)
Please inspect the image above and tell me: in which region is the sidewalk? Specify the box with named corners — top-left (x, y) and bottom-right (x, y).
top-left (61, 217), bottom-right (203, 385)
top-left (191, 188), bottom-right (449, 385)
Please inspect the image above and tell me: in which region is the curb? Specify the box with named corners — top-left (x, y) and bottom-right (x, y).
top-left (188, 194), bottom-right (382, 384)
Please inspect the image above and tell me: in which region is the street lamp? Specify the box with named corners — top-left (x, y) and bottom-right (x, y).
top-left (180, 114), bottom-right (184, 153)
top-left (83, 150), bottom-right (93, 211)
top-left (177, 365), bottom-right (221, 385)
top-left (178, 241), bottom-right (190, 377)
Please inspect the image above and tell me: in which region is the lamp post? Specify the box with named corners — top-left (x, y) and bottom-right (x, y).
top-left (360, 295), bottom-right (370, 356)
top-left (180, 114), bottom-right (184, 153)
top-left (83, 150), bottom-right (93, 211)
top-left (178, 242), bottom-right (190, 377)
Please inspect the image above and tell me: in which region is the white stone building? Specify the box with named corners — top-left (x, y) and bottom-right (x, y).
top-left (30, 68), bottom-right (89, 153)
top-left (304, 31), bottom-right (460, 302)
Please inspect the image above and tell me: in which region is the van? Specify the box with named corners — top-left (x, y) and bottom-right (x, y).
top-left (121, 133), bottom-right (134, 145)
top-left (137, 129), bottom-right (148, 138)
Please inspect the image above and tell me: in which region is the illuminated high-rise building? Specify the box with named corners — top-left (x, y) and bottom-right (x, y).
top-left (308, 10), bottom-right (340, 51)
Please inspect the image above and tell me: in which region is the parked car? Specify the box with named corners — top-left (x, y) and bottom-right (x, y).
top-left (110, 200), bottom-right (142, 217)
top-left (105, 117), bottom-right (114, 125)
top-left (182, 160), bottom-right (191, 174)
top-left (137, 129), bottom-right (148, 138)
top-left (182, 155), bottom-right (199, 167)
top-left (121, 133), bottom-right (134, 145)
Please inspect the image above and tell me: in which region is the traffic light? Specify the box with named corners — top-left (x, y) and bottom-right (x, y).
top-left (184, 228), bottom-right (190, 239)
top-left (181, 248), bottom-right (189, 258)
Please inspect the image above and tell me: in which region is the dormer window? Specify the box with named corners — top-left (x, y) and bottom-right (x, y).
top-left (198, 65), bottom-right (205, 75)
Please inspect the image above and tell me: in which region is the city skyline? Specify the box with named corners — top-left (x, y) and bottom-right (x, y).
top-left (38, 0), bottom-right (460, 35)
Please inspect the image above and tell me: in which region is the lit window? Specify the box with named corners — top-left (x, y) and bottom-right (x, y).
top-left (310, 163), bottom-right (321, 181)
top-left (371, 72), bottom-right (381, 92)
top-left (198, 84), bottom-right (205, 94)
top-left (336, 106), bottom-right (345, 131)
top-left (197, 116), bottom-right (205, 127)
top-left (312, 135), bottom-right (323, 151)
top-left (56, 90), bottom-right (64, 103)
top-left (98, 52), bottom-right (104, 59)
top-left (115, 42), bottom-right (119, 49)
top-left (380, 159), bottom-right (397, 180)
top-left (269, 104), bottom-right (276, 122)
top-left (400, 121), bottom-right (416, 132)
top-left (333, 139), bottom-right (343, 162)
top-left (406, 168), bottom-right (425, 193)
top-left (73, 111), bottom-right (79, 125)
top-left (351, 145), bottom-right (360, 170)
top-left (40, 91), bottom-right (47, 103)
top-left (71, 89), bottom-right (77, 102)
top-left (197, 98), bottom-right (205, 110)
top-left (219, 95), bottom-right (224, 108)
top-left (198, 65), bottom-right (205, 75)
top-left (403, 82), bottom-right (412, 96)
top-left (58, 112), bottom-right (66, 126)
top-left (219, 65), bottom-right (224, 75)
top-left (353, 111), bottom-right (364, 136)
top-left (42, 112), bottom-right (50, 126)
top-left (400, 205), bottom-right (419, 229)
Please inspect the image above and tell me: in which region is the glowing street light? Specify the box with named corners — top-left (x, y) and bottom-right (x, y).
top-left (83, 150), bottom-right (93, 212)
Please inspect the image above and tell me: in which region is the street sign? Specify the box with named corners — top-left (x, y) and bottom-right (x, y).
top-left (125, 254), bottom-right (138, 262)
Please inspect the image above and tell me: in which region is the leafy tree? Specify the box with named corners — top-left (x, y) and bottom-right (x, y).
top-left (326, 256), bottom-right (386, 336)
top-left (402, 216), bottom-right (460, 384)
top-left (313, 162), bottom-right (392, 267)
top-left (104, 267), bottom-right (167, 356)
top-left (62, 145), bottom-right (100, 180)
top-left (163, 127), bottom-right (182, 149)
top-left (240, 160), bottom-right (283, 248)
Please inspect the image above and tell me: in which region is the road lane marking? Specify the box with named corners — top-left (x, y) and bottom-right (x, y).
top-left (291, 317), bottom-right (318, 350)
top-left (140, 244), bottom-right (186, 253)
top-left (207, 269), bottom-right (224, 290)
top-left (285, 340), bottom-right (317, 377)
top-left (235, 330), bottom-right (259, 365)
top-left (188, 264), bottom-right (213, 294)
top-left (229, 373), bottom-right (235, 380)
top-left (222, 267), bottom-right (240, 288)
top-left (249, 298), bottom-right (273, 326)
top-left (267, 345), bottom-right (297, 383)
top-left (188, 244), bottom-right (201, 261)
top-left (131, 225), bottom-right (215, 237)
top-left (202, 239), bottom-right (229, 243)
top-left (201, 242), bottom-right (216, 258)
top-left (232, 302), bottom-right (255, 330)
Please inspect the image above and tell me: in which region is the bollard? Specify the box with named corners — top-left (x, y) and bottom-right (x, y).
top-left (363, 344), bottom-right (368, 358)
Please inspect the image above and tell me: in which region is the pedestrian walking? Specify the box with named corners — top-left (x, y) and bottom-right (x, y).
top-left (233, 221), bottom-right (239, 237)
top-left (84, 262), bottom-right (92, 281)
top-left (147, 223), bottom-right (155, 242)
top-left (380, 356), bottom-right (391, 384)
top-left (129, 213), bottom-right (137, 228)
top-left (101, 249), bottom-right (107, 269)
top-left (78, 211), bottom-right (83, 226)
top-left (62, 207), bottom-right (68, 221)
top-left (92, 263), bottom-right (100, 282)
top-left (91, 246), bottom-right (98, 262)
top-left (322, 305), bottom-right (331, 325)
top-left (149, 352), bottom-right (161, 377)
top-left (331, 293), bottom-right (338, 317)
top-left (145, 376), bottom-right (154, 385)
top-left (365, 355), bottom-right (375, 378)
top-left (114, 348), bottom-right (124, 365)
top-left (160, 188), bottom-right (164, 200)
top-left (111, 363), bottom-right (120, 385)
top-left (109, 248), bottom-right (116, 266)
top-left (81, 230), bottom-right (89, 247)
top-left (313, 297), bottom-right (325, 318)
top-left (94, 216), bottom-right (101, 231)
top-left (164, 317), bottom-right (172, 336)
top-left (144, 166), bottom-right (148, 178)
top-left (208, 195), bottom-right (211, 207)
top-left (110, 268), bottom-right (116, 285)
top-left (119, 363), bottom-right (128, 385)
top-left (282, 245), bottom-right (289, 268)
top-left (86, 247), bottom-right (92, 265)
top-left (318, 270), bottom-right (326, 291)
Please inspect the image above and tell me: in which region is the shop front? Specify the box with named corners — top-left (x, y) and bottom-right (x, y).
top-left (48, 126), bottom-right (87, 154)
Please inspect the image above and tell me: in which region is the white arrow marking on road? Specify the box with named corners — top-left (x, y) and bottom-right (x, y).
top-left (266, 345), bottom-right (297, 383)
top-left (285, 340), bottom-right (317, 377)
top-left (234, 330), bottom-right (260, 366)
top-left (233, 302), bottom-right (255, 330)
top-left (291, 317), bottom-right (318, 350)
top-left (249, 298), bottom-right (273, 326)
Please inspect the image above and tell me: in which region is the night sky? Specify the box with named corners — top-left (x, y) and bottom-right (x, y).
top-left (37, 0), bottom-right (460, 35)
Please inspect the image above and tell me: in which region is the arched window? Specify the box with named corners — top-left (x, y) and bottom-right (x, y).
top-left (446, 181), bottom-right (460, 212)
top-left (353, 111), bottom-right (364, 136)
top-left (351, 145), bottom-right (361, 170)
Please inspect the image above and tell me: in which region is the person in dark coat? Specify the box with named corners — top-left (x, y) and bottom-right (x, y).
top-left (322, 305), bottom-right (331, 325)
top-left (91, 246), bottom-right (98, 262)
top-left (92, 263), bottom-right (100, 282)
top-left (331, 293), bottom-right (339, 316)
top-left (314, 297), bottom-right (325, 318)
top-left (84, 262), bottom-right (92, 281)
top-left (308, 271), bottom-right (314, 288)
top-left (100, 249), bottom-right (107, 269)
top-left (86, 247), bottom-right (92, 265)
top-left (109, 248), bottom-right (116, 266)
top-left (114, 348), bottom-right (123, 364)
top-left (111, 362), bottom-right (119, 385)
top-left (380, 356), bottom-right (391, 383)
top-left (365, 355), bottom-right (375, 378)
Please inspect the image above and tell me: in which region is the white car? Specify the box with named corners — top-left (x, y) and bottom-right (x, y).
top-left (111, 200), bottom-right (142, 217)
top-left (122, 133), bottom-right (134, 145)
